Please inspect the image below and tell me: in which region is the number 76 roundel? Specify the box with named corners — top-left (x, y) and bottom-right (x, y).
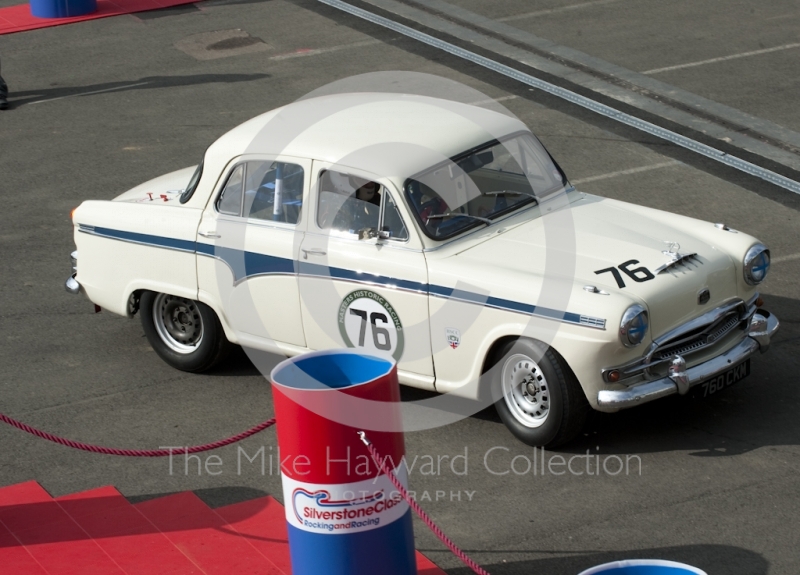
top-left (337, 289), bottom-right (405, 361)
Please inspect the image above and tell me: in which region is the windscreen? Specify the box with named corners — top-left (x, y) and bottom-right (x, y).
top-left (404, 133), bottom-right (568, 240)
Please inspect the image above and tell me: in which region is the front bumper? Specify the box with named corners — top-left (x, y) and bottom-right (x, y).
top-left (596, 309), bottom-right (779, 411)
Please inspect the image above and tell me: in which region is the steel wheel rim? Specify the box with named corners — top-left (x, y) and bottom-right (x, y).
top-left (501, 354), bottom-right (550, 428)
top-left (153, 293), bottom-right (204, 354)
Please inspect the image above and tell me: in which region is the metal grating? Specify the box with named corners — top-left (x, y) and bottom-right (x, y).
top-left (655, 313), bottom-right (741, 360)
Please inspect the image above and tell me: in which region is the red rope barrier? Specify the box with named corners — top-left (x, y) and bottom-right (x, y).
top-left (358, 431), bottom-right (491, 575)
top-left (0, 412), bottom-right (275, 457)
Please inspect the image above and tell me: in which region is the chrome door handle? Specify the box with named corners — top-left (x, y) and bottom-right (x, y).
top-left (301, 248), bottom-right (327, 259)
top-left (198, 231), bottom-right (221, 239)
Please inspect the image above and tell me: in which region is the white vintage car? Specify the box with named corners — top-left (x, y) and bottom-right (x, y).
top-left (67, 93), bottom-right (778, 446)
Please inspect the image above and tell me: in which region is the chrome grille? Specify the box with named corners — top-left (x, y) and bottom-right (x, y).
top-left (654, 311), bottom-right (742, 361)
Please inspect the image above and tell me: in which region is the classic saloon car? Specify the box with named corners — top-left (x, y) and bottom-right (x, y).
top-left (66, 93), bottom-right (779, 446)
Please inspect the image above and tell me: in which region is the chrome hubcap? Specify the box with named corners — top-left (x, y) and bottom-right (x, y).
top-left (502, 354), bottom-right (550, 428)
top-left (153, 293), bottom-right (203, 354)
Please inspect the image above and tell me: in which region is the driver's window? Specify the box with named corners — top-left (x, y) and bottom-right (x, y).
top-left (317, 170), bottom-right (381, 234)
top-left (316, 170), bottom-right (408, 242)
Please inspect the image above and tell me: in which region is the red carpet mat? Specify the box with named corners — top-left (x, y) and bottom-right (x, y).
top-left (0, 0), bottom-right (199, 35)
top-left (0, 480), bottom-right (448, 574)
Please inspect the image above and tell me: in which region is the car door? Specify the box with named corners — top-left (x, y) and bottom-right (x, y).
top-left (297, 162), bottom-right (434, 382)
top-left (196, 155), bottom-right (309, 349)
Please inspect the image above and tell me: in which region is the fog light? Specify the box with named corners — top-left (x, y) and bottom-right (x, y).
top-left (755, 296), bottom-right (764, 307)
top-left (606, 370), bottom-right (620, 383)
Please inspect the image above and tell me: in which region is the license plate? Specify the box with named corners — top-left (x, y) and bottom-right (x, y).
top-left (694, 359), bottom-right (751, 398)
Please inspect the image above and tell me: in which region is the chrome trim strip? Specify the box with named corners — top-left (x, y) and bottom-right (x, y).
top-left (232, 271), bottom-right (297, 287)
top-left (597, 336), bottom-right (761, 410)
top-left (296, 273), bottom-right (430, 295)
top-left (653, 252), bottom-right (699, 275)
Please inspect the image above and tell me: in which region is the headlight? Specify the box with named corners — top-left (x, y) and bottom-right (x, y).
top-left (620, 304), bottom-right (648, 347)
top-left (743, 244), bottom-right (770, 285)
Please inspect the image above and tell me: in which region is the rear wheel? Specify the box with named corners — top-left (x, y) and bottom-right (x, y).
top-left (140, 291), bottom-right (231, 372)
top-left (491, 338), bottom-right (590, 447)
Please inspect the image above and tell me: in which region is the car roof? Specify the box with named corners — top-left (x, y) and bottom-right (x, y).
top-left (203, 93), bottom-right (529, 179)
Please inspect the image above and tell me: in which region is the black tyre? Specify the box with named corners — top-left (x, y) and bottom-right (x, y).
top-left (490, 338), bottom-right (590, 447)
top-left (140, 291), bottom-right (231, 372)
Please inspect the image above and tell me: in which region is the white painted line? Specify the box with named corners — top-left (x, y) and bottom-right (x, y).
top-left (644, 43), bottom-right (800, 75)
top-left (320, 0), bottom-right (800, 195)
top-left (773, 252), bottom-right (800, 264)
top-left (269, 40), bottom-right (381, 60)
top-left (27, 82), bottom-right (151, 105)
top-left (571, 161), bottom-right (682, 185)
top-left (496, 0), bottom-right (625, 22)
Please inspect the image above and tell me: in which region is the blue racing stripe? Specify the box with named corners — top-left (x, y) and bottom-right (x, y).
top-left (200, 244), bottom-right (295, 283)
top-left (299, 261), bottom-right (427, 293)
top-left (80, 225), bottom-right (601, 327)
top-left (86, 226), bottom-right (197, 252)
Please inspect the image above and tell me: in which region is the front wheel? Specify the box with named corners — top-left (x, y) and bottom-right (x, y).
top-left (491, 338), bottom-right (590, 447)
top-left (140, 291), bottom-right (231, 372)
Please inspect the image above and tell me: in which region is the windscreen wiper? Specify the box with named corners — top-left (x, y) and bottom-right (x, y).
top-left (426, 212), bottom-right (493, 225)
top-left (484, 190), bottom-right (538, 202)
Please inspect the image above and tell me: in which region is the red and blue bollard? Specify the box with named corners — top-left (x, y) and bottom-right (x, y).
top-left (30, 0), bottom-right (97, 18)
top-left (271, 349), bottom-right (417, 575)
top-left (579, 560), bottom-right (707, 574)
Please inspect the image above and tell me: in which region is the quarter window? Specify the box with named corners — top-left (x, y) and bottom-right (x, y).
top-left (217, 164), bottom-right (244, 216)
top-left (382, 192), bottom-right (409, 241)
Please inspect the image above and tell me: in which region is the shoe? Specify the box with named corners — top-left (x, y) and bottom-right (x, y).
top-left (0, 98), bottom-right (8, 110)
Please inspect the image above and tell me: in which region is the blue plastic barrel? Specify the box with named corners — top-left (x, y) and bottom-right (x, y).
top-left (30, 0), bottom-right (97, 18)
top-left (579, 560), bottom-right (707, 575)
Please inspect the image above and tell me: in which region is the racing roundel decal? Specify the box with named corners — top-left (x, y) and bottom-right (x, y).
top-left (337, 289), bottom-right (404, 361)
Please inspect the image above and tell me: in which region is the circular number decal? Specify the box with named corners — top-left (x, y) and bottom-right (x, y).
top-left (337, 289), bottom-right (404, 361)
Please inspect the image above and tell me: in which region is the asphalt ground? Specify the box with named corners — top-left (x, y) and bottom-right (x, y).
top-left (1, 0), bottom-right (799, 573)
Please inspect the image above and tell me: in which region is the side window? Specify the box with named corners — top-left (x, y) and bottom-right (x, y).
top-left (243, 161), bottom-right (304, 224)
top-left (317, 170), bottom-right (381, 234)
top-left (317, 170), bottom-right (408, 242)
top-left (217, 164), bottom-right (244, 216)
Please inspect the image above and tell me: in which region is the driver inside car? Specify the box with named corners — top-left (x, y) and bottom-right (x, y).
top-left (330, 176), bottom-right (381, 234)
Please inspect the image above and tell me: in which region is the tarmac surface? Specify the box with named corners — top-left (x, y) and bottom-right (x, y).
top-left (1, 0), bottom-right (799, 573)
